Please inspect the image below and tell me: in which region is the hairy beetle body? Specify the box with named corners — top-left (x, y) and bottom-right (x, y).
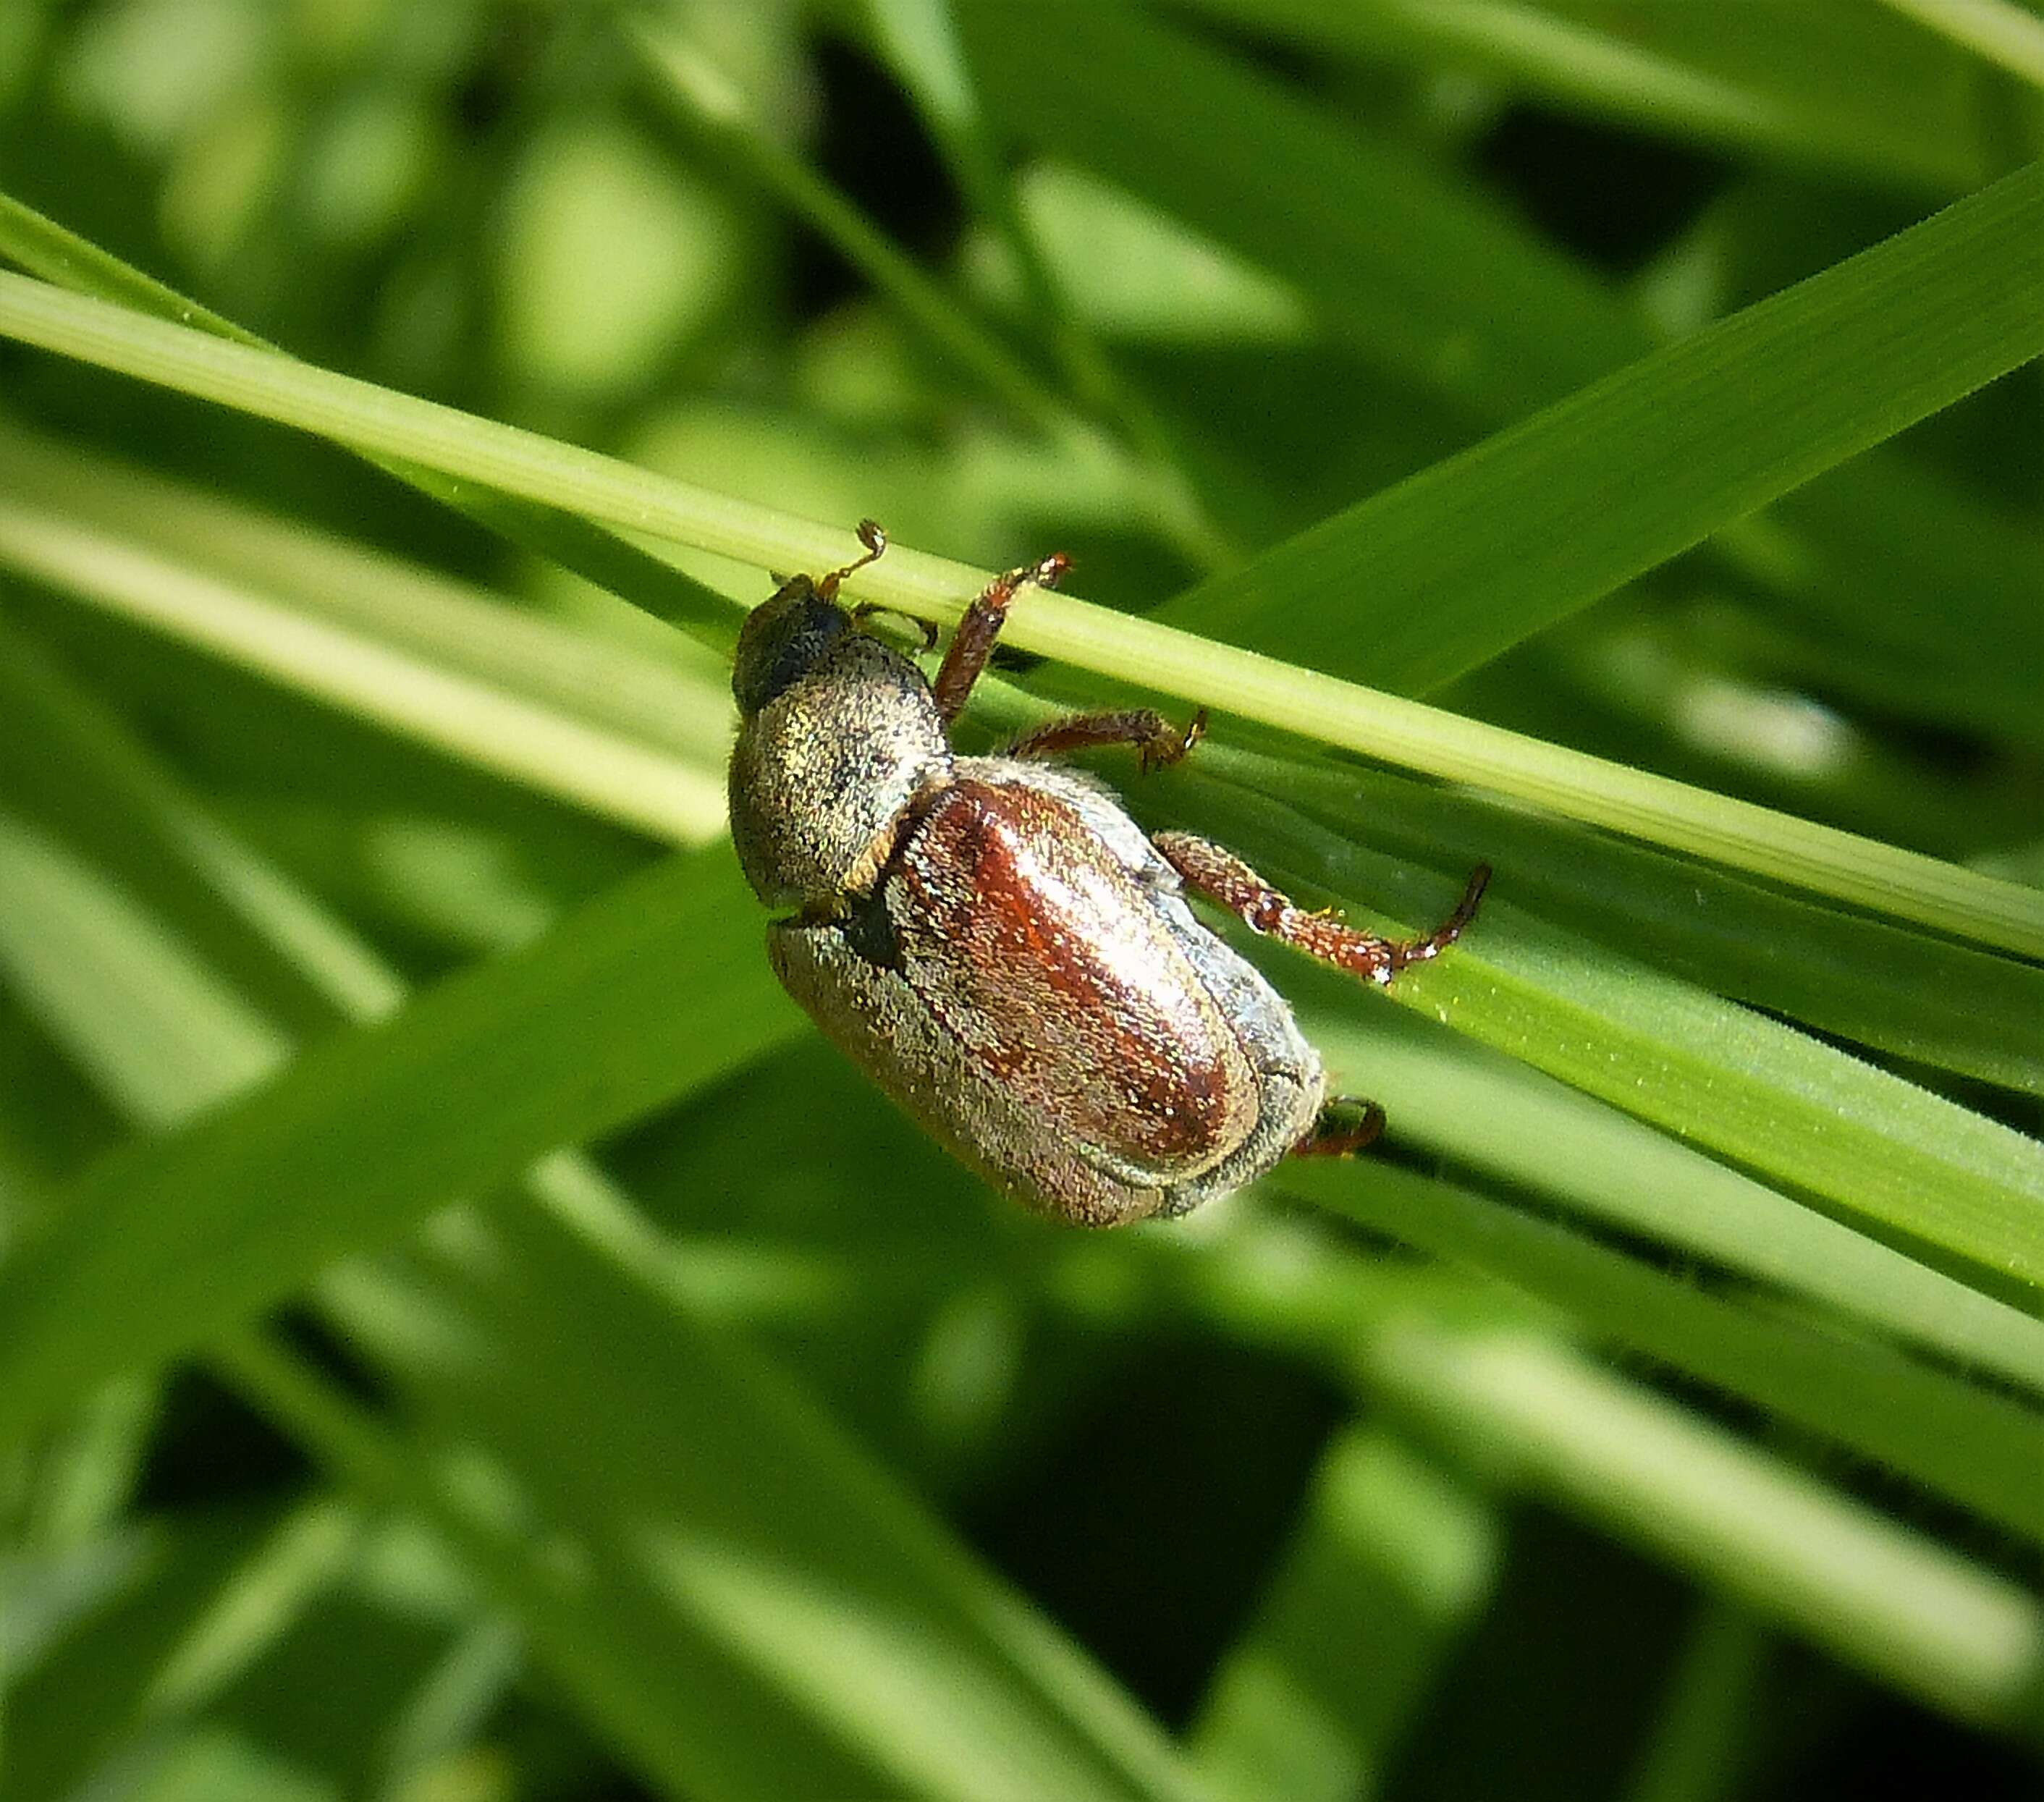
top-left (767, 761), bottom-right (1323, 1224)
top-left (727, 525), bottom-right (1487, 1227)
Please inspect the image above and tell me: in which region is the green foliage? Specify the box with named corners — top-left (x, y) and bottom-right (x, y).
top-left (1, 4), bottom-right (2040, 1798)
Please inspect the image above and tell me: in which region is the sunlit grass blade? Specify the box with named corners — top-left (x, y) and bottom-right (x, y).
top-left (1229, 747), bottom-right (2044, 1097)
top-left (0, 496), bottom-right (727, 845)
top-left (1159, 774), bottom-right (2044, 1303)
top-left (1875, 0), bottom-right (2044, 88)
top-left (1275, 986), bottom-right (2044, 1394)
top-left (0, 662), bottom-right (1222, 1802)
top-left (1189, 1428), bottom-right (1499, 1802)
top-left (1158, 156), bottom-right (2044, 694)
top-left (1165, 0), bottom-right (1990, 189)
top-left (0, 190), bottom-right (732, 640)
top-left (1359, 1325), bottom-right (2043, 1730)
top-left (1278, 1159), bottom-right (2044, 1541)
top-left (0, 275), bottom-right (2035, 959)
top-left (0, 842), bottom-right (802, 1450)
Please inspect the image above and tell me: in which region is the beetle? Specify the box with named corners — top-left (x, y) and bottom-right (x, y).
top-left (727, 521), bottom-right (1489, 1226)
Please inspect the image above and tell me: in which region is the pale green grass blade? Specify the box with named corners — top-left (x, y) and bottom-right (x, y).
top-left (0, 191), bottom-right (733, 640)
top-left (1280, 1159), bottom-right (2044, 1540)
top-left (1189, 1429), bottom-right (1499, 1802)
top-left (1166, 774), bottom-right (2044, 1303)
top-left (1876, 0), bottom-right (2044, 88)
top-left (0, 674), bottom-right (1221, 1802)
top-left (4, 274), bottom-right (2036, 959)
top-left (0, 497), bottom-right (727, 845)
top-left (0, 842), bottom-right (800, 1450)
top-left (960, 0), bottom-right (1639, 418)
top-left (1246, 748), bottom-right (2044, 1097)
top-left (0, 811), bottom-right (292, 1128)
top-left (1160, 156), bottom-right (2044, 695)
top-left (0, 419), bottom-right (735, 764)
top-left (1280, 990), bottom-right (2044, 1394)
top-left (1358, 1326), bottom-right (2044, 1730)
top-left (1167, 0), bottom-right (1991, 189)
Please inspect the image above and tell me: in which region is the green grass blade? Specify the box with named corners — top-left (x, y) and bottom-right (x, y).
top-left (1278, 986), bottom-right (2044, 1395)
top-left (1619, 1601), bottom-right (1773, 1802)
top-left (1159, 156), bottom-right (2044, 695)
top-left (1162, 774), bottom-right (2044, 1303)
top-left (1, 276), bottom-right (2035, 957)
top-left (0, 1497), bottom-right (361, 1798)
top-left (9, 415), bottom-right (2035, 1107)
top-left (1280, 1159), bottom-right (2044, 1541)
top-left (0, 496), bottom-right (727, 845)
top-left (1168, 0), bottom-right (1990, 190)
top-left (961, 0), bottom-right (1641, 418)
top-left (324, 1196), bottom-right (1217, 1802)
top-left (1188, 1429), bottom-right (1498, 1802)
top-left (0, 653), bottom-right (1220, 1802)
top-left (1877, 0), bottom-right (2044, 88)
top-left (0, 190), bottom-right (733, 641)
top-left (1361, 1326), bottom-right (2044, 1730)
top-left (0, 843), bottom-right (803, 1450)
top-left (959, 7), bottom-right (2042, 732)
top-left (1244, 749), bottom-right (2044, 1098)
top-left (859, 0), bottom-right (1233, 564)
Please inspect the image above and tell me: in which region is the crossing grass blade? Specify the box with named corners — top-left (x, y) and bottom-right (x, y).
top-left (1156, 156), bottom-right (2044, 695)
top-left (0, 298), bottom-right (2035, 956)
top-left (0, 676), bottom-right (1222, 1802)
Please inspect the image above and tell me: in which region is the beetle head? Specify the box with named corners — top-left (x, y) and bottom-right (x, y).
top-left (734, 520), bottom-right (890, 716)
top-left (732, 576), bottom-right (851, 716)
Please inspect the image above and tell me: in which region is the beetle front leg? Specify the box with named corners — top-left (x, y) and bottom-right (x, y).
top-left (1152, 832), bottom-right (1490, 986)
top-left (931, 551), bottom-right (1072, 725)
top-left (1004, 706), bottom-right (1208, 773)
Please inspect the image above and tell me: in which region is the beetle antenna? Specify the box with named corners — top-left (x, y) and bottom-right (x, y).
top-left (816, 519), bottom-right (888, 598)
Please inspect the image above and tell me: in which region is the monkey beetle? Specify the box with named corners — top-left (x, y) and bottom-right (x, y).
top-left (728, 523), bottom-right (1489, 1227)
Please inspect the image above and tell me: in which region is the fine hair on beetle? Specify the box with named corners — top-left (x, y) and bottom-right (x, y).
top-left (727, 521), bottom-right (1489, 1227)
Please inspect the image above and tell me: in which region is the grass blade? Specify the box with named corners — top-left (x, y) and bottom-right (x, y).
top-left (1280, 1159), bottom-right (2044, 1540)
top-left (1159, 156), bottom-right (2044, 694)
top-left (0, 279), bottom-right (2034, 955)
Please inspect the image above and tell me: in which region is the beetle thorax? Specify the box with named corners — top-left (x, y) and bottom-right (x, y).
top-left (728, 633), bottom-right (953, 908)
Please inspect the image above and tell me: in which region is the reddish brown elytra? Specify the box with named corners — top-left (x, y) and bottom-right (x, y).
top-left (726, 523), bottom-right (1489, 1225)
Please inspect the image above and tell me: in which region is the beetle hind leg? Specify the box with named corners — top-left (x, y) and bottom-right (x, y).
top-left (1004, 706), bottom-right (1207, 773)
top-left (1153, 833), bottom-right (1490, 987)
top-left (1293, 1098), bottom-right (1385, 1159)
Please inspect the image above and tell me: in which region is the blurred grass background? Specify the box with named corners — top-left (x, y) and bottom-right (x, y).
top-left (1, 2), bottom-right (2042, 1800)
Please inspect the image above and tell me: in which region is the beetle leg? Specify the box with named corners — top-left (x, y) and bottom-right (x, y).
top-left (931, 551), bottom-right (1072, 724)
top-left (813, 517), bottom-right (890, 600)
top-left (1004, 706), bottom-right (1208, 773)
top-left (1293, 1098), bottom-right (1386, 1157)
top-left (1152, 832), bottom-right (1490, 987)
